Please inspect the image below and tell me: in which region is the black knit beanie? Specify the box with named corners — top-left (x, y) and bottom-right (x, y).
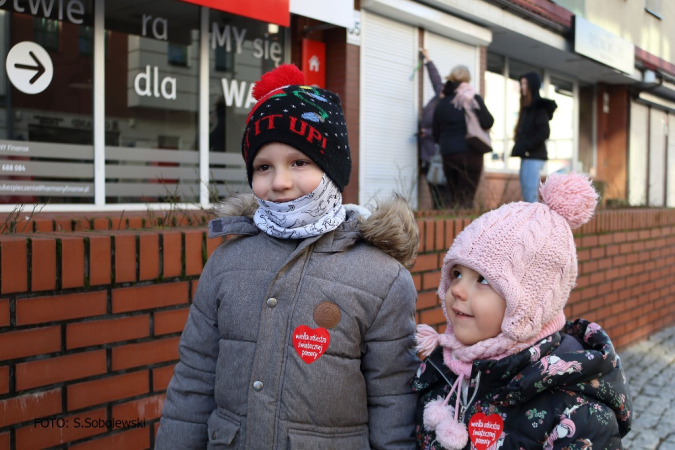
top-left (241, 64), bottom-right (351, 191)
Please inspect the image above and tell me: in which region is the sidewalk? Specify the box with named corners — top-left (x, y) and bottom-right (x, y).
top-left (619, 326), bottom-right (675, 449)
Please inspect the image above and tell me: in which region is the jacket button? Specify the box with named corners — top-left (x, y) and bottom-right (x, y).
top-left (253, 381), bottom-right (263, 391)
top-left (525, 151), bottom-right (530, 157)
top-left (266, 298), bottom-right (277, 308)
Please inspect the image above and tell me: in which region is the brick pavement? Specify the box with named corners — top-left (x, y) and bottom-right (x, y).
top-left (620, 326), bottom-right (675, 449)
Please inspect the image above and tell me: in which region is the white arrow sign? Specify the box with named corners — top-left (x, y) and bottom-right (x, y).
top-left (6, 42), bottom-right (54, 95)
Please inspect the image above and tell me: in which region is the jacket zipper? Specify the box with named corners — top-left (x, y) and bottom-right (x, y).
top-left (427, 359), bottom-right (481, 424)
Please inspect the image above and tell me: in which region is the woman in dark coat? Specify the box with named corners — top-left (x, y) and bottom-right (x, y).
top-left (511, 71), bottom-right (557, 202)
top-left (432, 66), bottom-right (494, 209)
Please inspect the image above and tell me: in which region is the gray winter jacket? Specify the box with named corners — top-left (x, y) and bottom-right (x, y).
top-left (156, 195), bottom-right (420, 450)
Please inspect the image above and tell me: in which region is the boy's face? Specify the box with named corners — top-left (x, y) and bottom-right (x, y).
top-left (252, 142), bottom-right (324, 202)
top-left (445, 264), bottom-right (506, 346)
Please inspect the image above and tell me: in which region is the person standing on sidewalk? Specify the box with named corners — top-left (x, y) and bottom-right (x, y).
top-left (433, 65), bottom-right (494, 209)
top-left (511, 71), bottom-right (557, 203)
top-left (419, 48), bottom-right (446, 209)
top-left (155, 64), bottom-right (420, 449)
top-left (412, 173), bottom-right (632, 449)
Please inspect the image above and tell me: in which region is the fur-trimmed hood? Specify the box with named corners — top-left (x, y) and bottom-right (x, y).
top-left (210, 193), bottom-right (419, 268)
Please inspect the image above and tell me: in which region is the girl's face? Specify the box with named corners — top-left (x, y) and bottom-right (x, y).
top-left (520, 78), bottom-right (529, 96)
top-left (445, 264), bottom-right (506, 346)
top-left (252, 142), bottom-right (324, 202)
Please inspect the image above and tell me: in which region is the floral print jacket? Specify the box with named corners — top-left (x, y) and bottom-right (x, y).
top-left (411, 320), bottom-right (632, 449)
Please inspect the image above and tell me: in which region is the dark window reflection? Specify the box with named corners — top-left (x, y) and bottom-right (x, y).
top-left (0, 4), bottom-right (94, 204)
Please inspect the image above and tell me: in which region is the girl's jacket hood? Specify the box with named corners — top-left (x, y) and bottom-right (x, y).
top-left (208, 193), bottom-right (419, 269)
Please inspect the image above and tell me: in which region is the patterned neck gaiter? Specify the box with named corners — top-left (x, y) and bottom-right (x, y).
top-left (253, 174), bottom-right (346, 239)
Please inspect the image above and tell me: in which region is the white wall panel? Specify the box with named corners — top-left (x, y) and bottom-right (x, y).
top-left (360, 11), bottom-right (419, 207)
top-left (648, 108), bottom-right (666, 206)
top-left (628, 101), bottom-right (648, 206)
top-left (668, 114), bottom-right (675, 207)
top-left (422, 31), bottom-right (477, 106)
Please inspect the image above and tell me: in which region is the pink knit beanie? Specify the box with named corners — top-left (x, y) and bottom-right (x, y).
top-left (416, 173), bottom-right (597, 450)
top-left (441, 172), bottom-right (598, 344)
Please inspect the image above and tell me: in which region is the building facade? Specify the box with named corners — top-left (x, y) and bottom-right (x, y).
top-left (0, 0), bottom-right (356, 210)
top-left (1, 0), bottom-right (673, 212)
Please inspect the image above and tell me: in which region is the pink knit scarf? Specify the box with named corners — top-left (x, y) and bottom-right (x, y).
top-left (416, 311), bottom-right (567, 377)
top-left (451, 82), bottom-right (479, 111)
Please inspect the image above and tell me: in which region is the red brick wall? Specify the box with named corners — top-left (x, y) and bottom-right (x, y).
top-left (0, 228), bottom-right (220, 449)
top-left (2, 209), bottom-right (675, 447)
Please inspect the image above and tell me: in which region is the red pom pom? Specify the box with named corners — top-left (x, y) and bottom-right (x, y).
top-left (252, 64), bottom-right (305, 100)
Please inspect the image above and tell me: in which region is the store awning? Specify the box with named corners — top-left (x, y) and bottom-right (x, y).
top-left (178, 0), bottom-right (356, 29)
top-left (178, 0), bottom-right (291, 27)
top-left (290, 0), bottom-right (355, 29)
top-left (362, 0), bottom-right (491, 47)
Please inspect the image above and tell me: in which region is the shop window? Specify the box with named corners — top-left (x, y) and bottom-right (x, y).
top-left (34, 18), bottom-right (60, 52)
top-left (645, 0), bottom-right (662, 19)
top-left (484, 54), bottom-right (507, 170)
top-left (487, 52), bottom-right (505, 75)
top-left (104, 0), bottom-right (201, 204)
top-left (168, 43), bottom-right (189, 67)
top-left (508, 60), bottom-right (542, 84)
top-left (484, 54), bottom-right (576, 175)
top-left (208, 10), bottom-right (287, 200)
top-left (215, 46), bottom-right (235, 72)
top-left (547, 77), bottom-right (575, 174)
top-left (0, 4), bottom-right (94, 205)
top-left (79, 26), bottom-right (93, 56)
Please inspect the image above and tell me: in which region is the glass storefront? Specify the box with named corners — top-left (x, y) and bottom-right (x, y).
top-left (0, 0), bottom-right (287, 207)
top-left (484, 52), bottom-right (579, 175)
top-left (0, 1), bottom-right (95, 204)
top-left (546, 76), bottom-right (575, 174)
top-left (207, 10), bottom-right (285, 200)
top-left (104, 0), bottom-right (200, 203)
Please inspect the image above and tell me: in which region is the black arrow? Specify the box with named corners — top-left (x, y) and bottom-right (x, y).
top-left (14, 51), bottom-right (46, 85)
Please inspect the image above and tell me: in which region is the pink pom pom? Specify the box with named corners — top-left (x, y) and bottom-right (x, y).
top-left (435, 415), bottom-right (468, 449)
top-left (252, 64), bottom-right (305, 100)
top-left (423, 398), bottom-right (454, 431)
top-left (415, 324), bottom-right (440, 358)
top-left (539, 172), bottom-right (598, 229)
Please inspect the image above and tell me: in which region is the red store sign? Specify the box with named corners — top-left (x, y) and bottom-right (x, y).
top-left (179, 0), bottom-right (290, 27)
top-left (302, 39), bottom-right (326, 88)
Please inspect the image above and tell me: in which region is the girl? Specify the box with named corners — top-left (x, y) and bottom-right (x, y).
top-left (155, 64), bottom-right (420, 449)
top-left (412, 173), bottom-right (632, 449)
top-left (511, 72), bottom-right (557, 203)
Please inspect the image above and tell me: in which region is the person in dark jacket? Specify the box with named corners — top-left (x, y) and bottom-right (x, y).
top-left (412, 173), bottom-right (632, 449)
top-left (512, 71), bottom-right (557, 202)
top-left (433, 66), bottom-right (493, 209)
top-left (418, 48), bottom-right (446, 209)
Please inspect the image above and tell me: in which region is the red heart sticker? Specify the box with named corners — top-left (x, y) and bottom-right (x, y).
top-left (292, 325), bottom-right (330, 364)
top-left (468, 413), bottom-right (504, 450)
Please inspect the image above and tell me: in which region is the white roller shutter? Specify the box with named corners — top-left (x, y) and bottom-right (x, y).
top-left (648, 108), bottom-right (667, 206)
top-left (628, 101), bottom-right (648, 206)
top-left (422, 31), bottom-right (478, 106)
top-left (360, 11), bottom-right (419, 207)
top-left (668, 114), bottom-right (675, 207)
